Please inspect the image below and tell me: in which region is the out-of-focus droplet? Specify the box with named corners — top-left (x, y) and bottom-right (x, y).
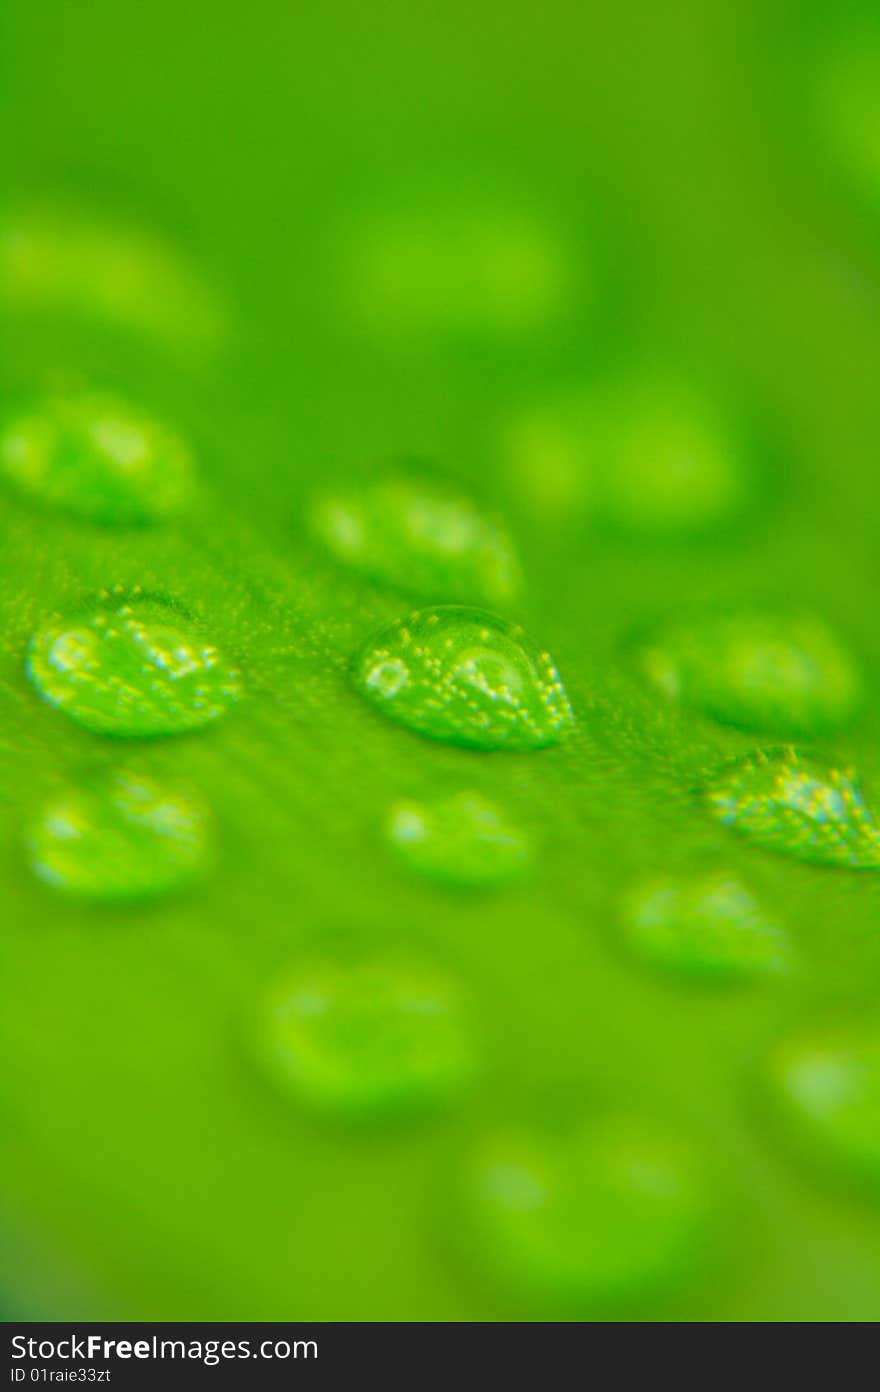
top-left (27, 596), bottom-right (242, 738)
top-left (343, 190), bottom-right (575, 342)
top-left (768, 1024), bottom-right (880, 1192)
top-left (464, 1118), bottom-right (713, 1310)
top-left (0, 203), bottom-right (226, 355)
top-left (620, 872), bottom-right (791, 983)
top-left (256, 961), bottom-right (475, 1120)
top-left (0, 391), bottom-right (194, 525)
top-left (812, 26), bottom-right (880, 203)
top-left (27, 768), bottom-right (211, 901)
top-left (706, 749), bottom-right (880, 869)
top-left (354, 606), bottom-right (575, 751)
top-left (634, 610), bottom-right (861, 736)
top-left (387, 791), bottom-right (532, 887)
top-left (310, 475), bottom-right (520, 606)
top-left (505, 373), bottom-right (751, 535)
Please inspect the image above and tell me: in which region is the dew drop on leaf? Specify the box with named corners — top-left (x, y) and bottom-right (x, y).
top-left (26, 768), bottom-right (211, 902)
top-left (353, 606), bottom-right (575, 751)
top-left (386, 790), bottom-right (532, 888)
top-left (27, 596), bottom-right (242, 738)
top-left (705, 749), bottom-right (880, 869)
top-left (619, 872), bottom-right (792, 983)
top-left (310, 475), bottom-right (520, 606)
top-left (464, 1117), bottom-right (714, 1310)
top-left (767, 1024), bottom-right (880, 1192)
top-left (256, 961), bottom-right (475, 1120)
top-left (634, 610), bottom-right (861, 736)
top-left (1, 391), bottom-right (194, 525)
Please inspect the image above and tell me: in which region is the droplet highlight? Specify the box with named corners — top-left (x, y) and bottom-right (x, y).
top-left (27, 768), bottom-right (211, 902)
top-left (620, 873), bottom-right (791, 983)
top-left (311, 475), bottom-right (520, 606)
top-left (27, 597), bottom-right (242, 738)
top-left (768, 1024), bottom-right (880, 1192)
top-left (1, 391), bottom-right (194, 525)
top-left (256, 961), bottom-right (475, 1120)
top-left (354, 606), bottom-right (575, 751)
top-left (387, 791), bottom-right (532, 887)
top-left (464, 1118), bottom-right (713, 1310)
top-left (706, 749), bottom-right (880, 869)
top-left (634, 610), bottom-right (861, 736)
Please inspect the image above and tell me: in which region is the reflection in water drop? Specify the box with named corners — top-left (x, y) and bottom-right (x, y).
top-left (706, 749), bottom-right (880, 870)
top-left (354, 606), bottom-right (574, 751)
top-left (27, 597), bottom-right (242, 737)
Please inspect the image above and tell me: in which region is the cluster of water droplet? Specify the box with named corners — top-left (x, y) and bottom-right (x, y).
top-left (4, 207), bottom-right (234, 905)
top-left (9, 180), bottom-right (880, 1318)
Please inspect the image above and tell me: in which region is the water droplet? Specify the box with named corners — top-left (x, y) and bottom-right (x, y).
top-left (768, 1024), bottom-right (880, 1192)
top-left (0, 391), bottom-right (194, 525)
top-left (620, 873), bottom-right (792, 983)
top-left (354, 606), bottom-right (575, 751)
top-left (27, 597), bottom-right (242, 737)
top-left (26, 768), bottom-right (211, 901)
top-left (465, 1117), bottom-right (712, 1309)
top-left (634, 610), bottom-right (861, 735)
top-left (344, 192), bottom-right (573, 342)
top-left (387, 791), bottom-right (532, 887)
top-left (706, 749), bottom-right (880, 869)
top-left (310, 475), bottom-right (520, 606)
top-left (256, 961), bottom-right (475, 1120)
top-left (506, 373), bottom-right (751, 535)
top-left (0, 203), bottom-right (225, 355)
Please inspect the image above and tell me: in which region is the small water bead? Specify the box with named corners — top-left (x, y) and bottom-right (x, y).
top-left (465, 1118), bottom-right (712, 1310)
top-left (0, 204), bottom-right (225, 354)
top-left (620, 873), bottom-right (792, 983)
top-left (27, 769), bottom-right (210, 902)
top-left (310, 476), bottom-right (520, 606)
top-left (0, 392), bottom-right (194, 525)
top-left (706, 749), bottom-right (880, 869)
top-left (506, 374), bottom-right (750, 535)
top-left (354, 606), bottom-right (575, 752)
top-left (257, 962), bottom-right (475, 1120)
top-left (27, 598), bottom-right (242, 737)
top-left (767, 1024), bottom-right (880, 1191)
top-left (635, 610), bottom-right (861, 737)
top-left (387, 791), bottom-right (532, 887)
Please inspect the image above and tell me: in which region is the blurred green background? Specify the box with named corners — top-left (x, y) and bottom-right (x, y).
top-left (3, 0), bottom-right (880, 1320)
